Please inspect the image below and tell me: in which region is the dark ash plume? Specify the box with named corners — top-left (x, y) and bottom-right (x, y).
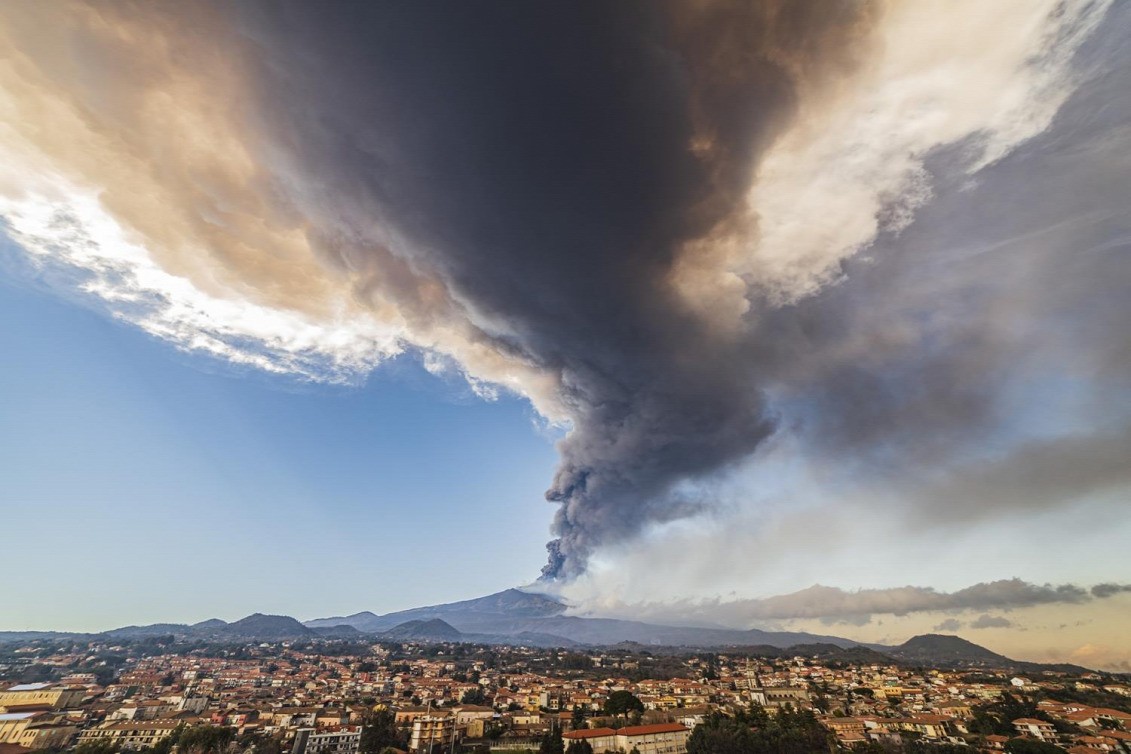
top-left (5, 0), bottom-right (1123, 587)
top-left (228, 0), bottom-right (881, 580)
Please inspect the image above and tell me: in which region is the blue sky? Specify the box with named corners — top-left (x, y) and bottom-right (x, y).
top-left (0, 267), bottom-right (557, 630)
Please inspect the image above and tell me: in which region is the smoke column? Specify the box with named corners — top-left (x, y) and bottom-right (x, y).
top-left (0, 0), bottom-right (1121, 581)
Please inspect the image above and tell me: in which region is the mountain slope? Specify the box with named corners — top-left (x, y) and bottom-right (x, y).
top-left (304, 589), bottom-right (863, 648)
top-left (380, 619), bottom-right (464, 642)
top-left (216, 613), bottom-right (314, 639)
top-left (888, 633), bottom-right (1013, 666)
top-left (305, 588), bottom-right (567, 632)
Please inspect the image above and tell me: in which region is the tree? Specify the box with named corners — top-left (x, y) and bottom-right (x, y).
top-left (539, 728), bottom-right (564, 754)
top-left (74, 741), bottom-right (120, 754)
top-left (969, 693), bottom-right (1047, 737)
top-left (686, 714), bottom-right (756, 754)
top-left (565, 740), bottom-right (593, 754)
top-left (235, 731), bottom-right (283, 754)
top-left (461, 688), bottom-right (488, 706)
top-left (176, 725), bottom-right (234, 754)
top-left (905, 742), bottom-right (978, 754)
top-left (485, 721), bottom-right (506, 741)
top-left (689, 706), bottom-right (835, 754)
top-left (360, 710), bottom-right (405, 754)
top-left (603, 691), bottom-right (644, 717)
top-left (1003, 739), bottom-right (1065, 754)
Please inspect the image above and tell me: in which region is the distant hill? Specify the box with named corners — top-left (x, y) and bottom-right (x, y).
top-left (889, 633), bottom-right (1011, 666)
top-left (216, 614), bottom-right (313, 639)
top-left (96, 613), bottom-right (315, 642)
top-left (192, 619), bottom-right (228, 630)
top-left (776, 643), bottom-right (895, 664)
top-left (0, 631), bottom-right (79, 643)
top-left (380, 619), bottom-right (463, 642)
top-left (312, 624), bottom-right (363, 638)
top-left (102, 623), bottom-right (193, 639)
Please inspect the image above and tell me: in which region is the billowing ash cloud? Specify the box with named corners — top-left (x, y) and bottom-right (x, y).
top-left (0, 0), bottom-right (1127, 581)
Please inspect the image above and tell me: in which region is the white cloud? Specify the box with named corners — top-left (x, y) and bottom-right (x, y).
top-left (1, 182), bottom-right (403, 383)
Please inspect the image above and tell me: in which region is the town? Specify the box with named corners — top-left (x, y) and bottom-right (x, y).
top-left (2, 635), bottom-right (1129, 754)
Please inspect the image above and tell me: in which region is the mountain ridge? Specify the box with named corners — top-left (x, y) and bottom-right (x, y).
top-left (0, 588), bottom-right (1092, 672)
top-left (306, 588), bottom-right (869, 648)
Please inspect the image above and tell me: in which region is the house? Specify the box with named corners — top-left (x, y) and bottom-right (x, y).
top-left (0, 712), bottom-right (79, 750)
top-left (893, 715), bottom-right (956, 740)
top-left (824, 717), bottom-right (867, 740)
top-left (0, 684), bottom-right (86, 711)
top-left (562, 727), bottom-right (618, 753)
top-left (563, 724), bottom-right (690, 754)
top-left (408, 714), bottom-right (457, 752)
top-left (77, 720), bottom-right (184, 750)
top-left (292, 726), bottom-right (362, 754)
top-left (1013, 718), bottom-right (1058, 743)
top-left (615, 723), bottom-right (690, 754)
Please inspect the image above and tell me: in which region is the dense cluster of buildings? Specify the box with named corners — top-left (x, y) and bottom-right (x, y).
top-left (1, 639), bottom-right (1129, 754)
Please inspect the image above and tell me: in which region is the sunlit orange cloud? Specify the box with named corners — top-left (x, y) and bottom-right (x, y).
top-left (0, 1), bottom-right (565, 410)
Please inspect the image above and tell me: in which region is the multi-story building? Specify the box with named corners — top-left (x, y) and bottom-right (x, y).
top-left (77, 720), bottom-right (184, 750)
top-left (409, 713), bottom-right (457, 753)
top-left (0, 683), bottom-right (86, 710)
top-left (1012, 718), bottom-right (1058, 743)
top-left (291, 726), bottom-right (362, 754)
top-left (562, 727), bottom-right (618, 752)
top-left (0, 712), bottom-right (79, 750)
top-left (615, 723), bottom-right (690, 754)
top-left (563, 724), bottom-right (689, 754)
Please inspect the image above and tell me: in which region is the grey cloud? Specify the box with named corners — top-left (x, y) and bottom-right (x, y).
top-left (970, 615), bottom-right (1014, 630)
top-left (730, 580), bottom-right (1089, 621)
top-left (933, 619), bottom-right (964, 632)
top-left (590, 579), bottom-right (1106, 626)
top-left (741, 4), bottom-right (1131, 535)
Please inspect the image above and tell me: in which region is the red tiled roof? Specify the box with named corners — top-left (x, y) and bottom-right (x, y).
top-left (563, 728), bottom-right (616, 739)
top-left (617, 724), bottom-right (689, 736)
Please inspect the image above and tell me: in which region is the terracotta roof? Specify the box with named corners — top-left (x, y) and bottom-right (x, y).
top-left (564, 728), bottom-right (616, 739)
top-left (617, 724), bottom-right (690, 736)
top-left (1066, 711), bottom-right (1099, 721)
